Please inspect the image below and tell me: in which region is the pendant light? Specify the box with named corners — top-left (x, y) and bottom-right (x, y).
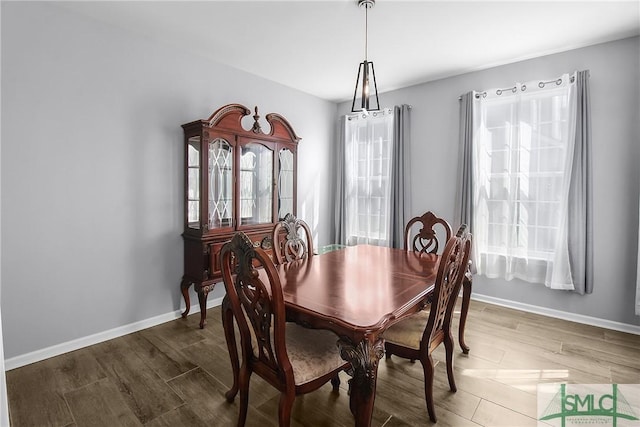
top-left (351, 0), bottom-right (380, 113)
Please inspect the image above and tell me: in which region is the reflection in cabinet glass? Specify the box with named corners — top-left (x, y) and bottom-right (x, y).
top-left (278, 148), bottom-right (294, 219)
top-left (180, 104), bottom-right (300, 328)
top-left (240, 143), bottom-right (273, 226)
top-left (208, 138), bottom-right (233, 229)
top-left (187, 137), bottom-right (200, 228)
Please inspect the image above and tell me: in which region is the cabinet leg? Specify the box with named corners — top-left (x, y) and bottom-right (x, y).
top-left (197, 287), bottom-right (209, 329)
top-left (180, 279), bottom-right (192, 319)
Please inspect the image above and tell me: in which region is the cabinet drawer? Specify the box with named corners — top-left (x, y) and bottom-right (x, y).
top-left (208, 232), bottom-right (274, 281)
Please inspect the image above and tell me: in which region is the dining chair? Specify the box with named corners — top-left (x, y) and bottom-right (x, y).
top-left (272, 213), bottom-right (339, 378)
top-left (405, 211), bottom-right (473, 354)
top-left (383, 225), bottom-right (472, 423)
top-left (404, 211), bottom-right (453, 254)
top-left (220, 232), bottom-right (348, 427)
top-left (272, 213), bottom-right (314, 264)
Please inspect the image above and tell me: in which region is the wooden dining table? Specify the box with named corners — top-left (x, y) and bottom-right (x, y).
top-left (222, 244), bottom-right (460, 426)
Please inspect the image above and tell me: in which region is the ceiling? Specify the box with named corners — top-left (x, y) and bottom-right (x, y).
top-left (56, 1), bottom-right (640, 103)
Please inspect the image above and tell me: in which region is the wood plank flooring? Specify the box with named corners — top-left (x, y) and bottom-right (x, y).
top-left (6, 299), bottom-right (640, 426)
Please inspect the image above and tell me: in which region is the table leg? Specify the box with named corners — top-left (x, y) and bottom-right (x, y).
top-left (221, 295), bottom-right (239, 402)
top-left (180, 279), bottom-right (192, 318)
top-left (338, 336), bottom-right (385, 427)
top-left (459, 273), bottom-right (472, 354)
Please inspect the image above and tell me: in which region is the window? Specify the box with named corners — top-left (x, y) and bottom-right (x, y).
top-left (472, 74), bottom-right (577, 285)
top-left (344, 109), bottom-right (394, 246)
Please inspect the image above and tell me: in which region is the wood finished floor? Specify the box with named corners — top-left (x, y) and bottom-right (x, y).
top-left (6, 299), bottom-right (640, 426)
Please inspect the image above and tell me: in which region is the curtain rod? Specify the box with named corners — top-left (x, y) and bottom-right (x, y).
top-left (345, 105), bottom-right (412, 120)
top-left (458, 74), bottom-right (580, 100)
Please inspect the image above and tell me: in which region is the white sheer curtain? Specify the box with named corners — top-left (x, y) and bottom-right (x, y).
top-left (472, 73), bottom-right (578, 289)
top-left (344, 109), bottom-right (395, 246)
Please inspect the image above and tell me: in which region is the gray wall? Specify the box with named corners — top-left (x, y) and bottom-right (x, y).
top-left (2, 2), bottom-right (638, 363)
top-left (339, 36), bottom-right (640, 327)
top-left (1, 2), bottom-right (337, 359)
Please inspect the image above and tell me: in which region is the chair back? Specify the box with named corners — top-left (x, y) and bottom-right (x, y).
top-left (272, 213), bottom-right (314, 264)
top-left (404, 211), bottom-right (453, 254)
top-left (421, 225), bottom-right (472, 351)
top-left (220, 232), bottom-right (294, 386)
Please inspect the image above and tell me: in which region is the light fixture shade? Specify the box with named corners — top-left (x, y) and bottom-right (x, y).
top-left (351, 60), bottom-right (380, 112)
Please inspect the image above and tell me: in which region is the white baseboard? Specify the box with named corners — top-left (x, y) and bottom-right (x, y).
top-left (4, 297), bottom-right (224, 371)
top-left (6, 293), bottom-right (640, 371)
top-left (471, 293), bottom-right (640, 336)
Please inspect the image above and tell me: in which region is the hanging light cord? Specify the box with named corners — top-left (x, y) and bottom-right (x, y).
top-left (364, 4), bottom-right (368, 61)
top-left (352, 0), bottom-right (379, 113)
top-left (359, 0), bottom-right (374, 61)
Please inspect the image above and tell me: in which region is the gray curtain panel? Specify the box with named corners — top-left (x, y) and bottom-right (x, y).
top-left (567, 70), bottom-right (594, 294)
top-left (334, 116), bottom-right (347, 245)
top-left (456, 92), bottom-right (474, 231)
top-left (390, 105), bottom-right (412, 249)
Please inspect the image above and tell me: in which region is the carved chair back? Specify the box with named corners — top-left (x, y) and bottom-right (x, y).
top-left (272, 213), bottom-right (314, 264)
top-left (404, 211), bottom-right (453, 255)
top-left (421, 224), bottom-right (472, 352)
top-left (220, 232), bottom-right (294, 386)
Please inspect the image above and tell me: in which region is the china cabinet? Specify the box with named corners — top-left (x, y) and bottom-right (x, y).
top-left (180, 103), bottom-right (300, 328)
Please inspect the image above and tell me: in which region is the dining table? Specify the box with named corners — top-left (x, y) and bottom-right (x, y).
top-left (223, 244), bottom-right (446, 426)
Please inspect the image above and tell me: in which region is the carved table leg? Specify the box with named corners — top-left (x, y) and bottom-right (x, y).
top-left (180, 278), bottom-right (192, 319)
top-left (222, 295), bottom-right (239, 402)
top-left (338, 336), bottom-right (385, 427)
top-left (459, 273), bottom-right (472, 354)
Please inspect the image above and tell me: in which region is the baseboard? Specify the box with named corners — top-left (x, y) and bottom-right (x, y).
top-left (471, 293), bottom-right (640, 336)
top-left (4, 297), bottom-right (224, 371)
top-left (7, 292), bottom-right (640, 371)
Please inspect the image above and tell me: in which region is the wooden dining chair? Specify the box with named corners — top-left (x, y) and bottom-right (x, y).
top-left (272, 213), bottom-right (314, 264)
top-left (404, 211), bottom-right (453, 254)
top-left (220, 232), bottom-right (348, 427)
top-left (383, 225), bottom-right (472, 423)
top-left (405, 211), bottom-right (473, 354)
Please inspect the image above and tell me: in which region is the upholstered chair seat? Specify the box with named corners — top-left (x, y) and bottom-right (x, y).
top-left (244, 319), bottom-right (343, 385)
top-left (383, 309), bottom-right (431, 351)
top-left (284, 323), bottom-right (345, 385)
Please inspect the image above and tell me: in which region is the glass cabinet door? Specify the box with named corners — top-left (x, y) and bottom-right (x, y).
top-left (240, 143), bottom-right (273, 226)
top-left (278, 148), bottom-right (294, 219)
top-left (208, 138), bottom-right (233, 229)
top-left (187, 136), bottom-right (201, 229)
